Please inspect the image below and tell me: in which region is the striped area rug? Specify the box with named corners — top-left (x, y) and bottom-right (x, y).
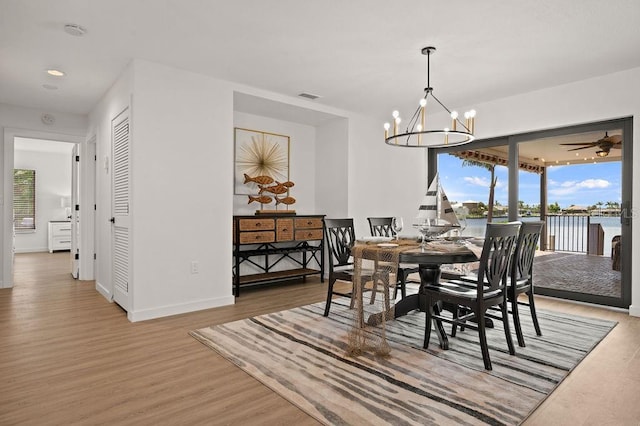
top-left (191, 293), bottom-right (615, 425)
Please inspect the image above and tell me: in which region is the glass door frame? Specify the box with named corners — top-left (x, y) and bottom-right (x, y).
top-left (430, 117), bottom-right (632, 308)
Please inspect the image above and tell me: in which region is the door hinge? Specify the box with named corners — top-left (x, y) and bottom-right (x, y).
top-left (94, 253), bottom-right (97, 260)
top-left (75, 253), bottom-right (79, 260)
top-left (75, 204), bottom-right (80, 211)
top-left (75, 155), bottom-right (80, 162)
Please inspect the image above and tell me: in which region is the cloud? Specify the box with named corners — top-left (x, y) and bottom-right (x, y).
top-left (548, 178), bottom-right (611, 196)
top-left (463, 176), bottom-right (505, 188)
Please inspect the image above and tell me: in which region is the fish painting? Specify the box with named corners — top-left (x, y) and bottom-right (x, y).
top-left (258, 184), bottom-right (288, 195)
top-left (276, 181), bottom-right (295, 188)
top-left (248, 195), bottom-right (273, 204)
top-left (244, 173), bottom-right (274, 185)
top-left (275, 196), bottom-right (296, 205)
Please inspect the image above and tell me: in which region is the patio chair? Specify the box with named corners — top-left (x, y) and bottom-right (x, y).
top-left (423, 222), bottom-right (520, 370)
top-left (367, 217), bottom-right (418, 299)
top-left (612, 235), bottom-right (621, 271)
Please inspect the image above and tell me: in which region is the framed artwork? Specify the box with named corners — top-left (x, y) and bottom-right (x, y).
top-left (234, 127), bottom-right (290, 195)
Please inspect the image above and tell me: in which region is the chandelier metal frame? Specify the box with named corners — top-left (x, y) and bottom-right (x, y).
top-left (384, 46), bottom-right (476, 148)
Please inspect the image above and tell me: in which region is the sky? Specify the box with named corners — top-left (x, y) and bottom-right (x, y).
top-left (438, 153), bottom-right (621, 209)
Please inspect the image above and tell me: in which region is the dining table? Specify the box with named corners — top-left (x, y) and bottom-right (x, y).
top-left (348, 237), bottom-right (480, 355)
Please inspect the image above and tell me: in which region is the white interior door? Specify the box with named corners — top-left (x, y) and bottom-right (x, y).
top-left (111, 108), bottom-right (132, 311)
top-left (71, 144), bottom-right (80, 278)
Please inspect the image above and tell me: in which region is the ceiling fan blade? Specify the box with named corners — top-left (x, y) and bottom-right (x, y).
top-left (611, 145), bottom-right (622, 149)
top-left (559, 142), bottom-right (599, 146)
top-left (605, 134), bottom-right (623, 143)
top-left (566, 146), bottom-right (597, 152)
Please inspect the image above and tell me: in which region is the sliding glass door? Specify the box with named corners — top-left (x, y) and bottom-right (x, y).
top-left (431, 117), bottom-right (632, 308)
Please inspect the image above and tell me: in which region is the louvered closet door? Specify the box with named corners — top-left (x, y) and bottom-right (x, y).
top-left (111, 108), bottom-right (132, 311)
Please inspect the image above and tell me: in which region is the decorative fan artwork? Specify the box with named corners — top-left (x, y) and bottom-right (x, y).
top-left (560, 132), bottom-right (622, 158)
top-left (234, 128), bottom-right (290, 195)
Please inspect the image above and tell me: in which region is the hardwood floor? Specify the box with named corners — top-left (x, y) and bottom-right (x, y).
top-left (1, 252), bottom-right (639, 425)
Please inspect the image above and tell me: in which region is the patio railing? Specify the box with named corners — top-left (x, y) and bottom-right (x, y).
top-left (545, 215), bottom-right (590, 253)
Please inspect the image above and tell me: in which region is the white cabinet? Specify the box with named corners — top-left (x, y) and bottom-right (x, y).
top-left (48, 221), bottom-right (72, 253)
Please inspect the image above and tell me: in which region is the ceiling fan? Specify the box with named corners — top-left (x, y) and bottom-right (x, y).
top-left (560, 132), bottom-right (622, 157)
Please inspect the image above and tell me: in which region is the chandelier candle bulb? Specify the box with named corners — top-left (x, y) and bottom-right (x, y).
top-left (450, 111), bottom-right (458, 131)
top-left (384, 122), bottom-right (390, 139)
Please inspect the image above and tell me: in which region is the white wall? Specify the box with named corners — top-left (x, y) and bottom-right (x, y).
top-left (444, 67), bottom-right (640, 315)
top-left (129, 59), bottom-right (235, 321)
top-left (14, 145), bottom-right (73, 252)
top-left (347, 113), bottom-right (427, 239)
top-left (1, 104), bottom-right (87, 288)
top-left (233, 112), bottom-right (316, 215)
top-left (315, 118), bottom-right (349, 219)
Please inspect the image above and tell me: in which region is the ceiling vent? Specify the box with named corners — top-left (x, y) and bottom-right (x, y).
top-left (64, 24), bottom-right (87, 37)
top-left (298, 92), bottom-right (321, 100)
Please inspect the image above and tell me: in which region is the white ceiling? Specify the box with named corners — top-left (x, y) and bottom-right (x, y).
top-left (1, 0), bottom-right (640, 122)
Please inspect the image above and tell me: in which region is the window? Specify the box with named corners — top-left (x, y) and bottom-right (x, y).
top-left (14, 169), bottom-right (36, 230)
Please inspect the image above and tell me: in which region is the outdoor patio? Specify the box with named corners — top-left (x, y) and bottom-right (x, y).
top-left (533, 251), bottom-right (621, 298)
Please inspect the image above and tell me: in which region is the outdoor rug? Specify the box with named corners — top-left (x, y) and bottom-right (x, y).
top-left (190, 292), bottom-right (616, 425)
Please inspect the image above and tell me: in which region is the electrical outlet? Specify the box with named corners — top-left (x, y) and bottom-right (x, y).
top-left (190, 261), bottom-right (199, 274)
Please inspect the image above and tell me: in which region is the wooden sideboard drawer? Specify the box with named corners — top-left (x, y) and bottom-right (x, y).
top-left (295, 229), bottom-right (323, 241)
top-left (239, 231), bottom-right (275, 244)
top-left (276, 219), bottom-right (294, 241)
top-left (239, 218), bottom-right (275, 231)
top-left (295, 218), bottom-right (323, 229)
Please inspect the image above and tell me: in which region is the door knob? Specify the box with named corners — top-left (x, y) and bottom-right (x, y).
top-left (109, 217), bottom-right (115, 223)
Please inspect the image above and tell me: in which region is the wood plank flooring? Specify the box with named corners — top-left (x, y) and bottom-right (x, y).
top-left (1, 252), bottom-right (639, 425)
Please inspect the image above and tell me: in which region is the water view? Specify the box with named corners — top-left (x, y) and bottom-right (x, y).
top-left (462, 216), bottom-right (621, 255)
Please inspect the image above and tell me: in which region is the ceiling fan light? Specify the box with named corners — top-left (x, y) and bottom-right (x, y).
top-left (596, 150), bottom-right (609, 157)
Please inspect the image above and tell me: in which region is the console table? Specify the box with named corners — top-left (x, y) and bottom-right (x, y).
top-left (233, 214), bottom-right (325, 296)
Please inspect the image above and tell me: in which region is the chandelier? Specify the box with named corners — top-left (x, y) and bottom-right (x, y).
top-left (384, 46), bottom-right (476, 148)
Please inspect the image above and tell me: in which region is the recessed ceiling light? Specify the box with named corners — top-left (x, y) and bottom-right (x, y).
top-left (46, 69), bottom-right (65, 77)
top-left (42, 84), bottom-right (58, 90)
top-left (64, 23), bottom-right (87, 37)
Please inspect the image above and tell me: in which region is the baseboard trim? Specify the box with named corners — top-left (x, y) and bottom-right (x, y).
top-left (95, 281), bottom-right (112, 301)
top-left (629, 305), bottom-right (640, 317)
top-left (127, 296), bottom-right (235, 322)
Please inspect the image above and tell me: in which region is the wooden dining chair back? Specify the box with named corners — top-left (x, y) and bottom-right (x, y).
top-left (509, 221), bottom-right (544, 346)
top-left (323, 218), bottom-right (377, 317)
top-left (423, 222), bottom-right (520, 370)
top-left (367, 217), bottom-right (395, 238)
top-left (367, 217), bottom-right (417, 299)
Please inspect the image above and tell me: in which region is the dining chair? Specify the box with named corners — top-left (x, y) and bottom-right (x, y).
top-left (367, 217), bottom-right (418, 299)
top-left (423, 222), bottom-right (520, 370)
top-left (508, 221), bottom-right (545, 346)
top-left (455, 221), bottom-right (544, 347)
top-left (323, 218), bottom-right (386, 317)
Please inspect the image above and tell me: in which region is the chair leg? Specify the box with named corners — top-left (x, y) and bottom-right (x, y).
top-left (527, 291), bottom-right (542, 336)
top-left (501, 302), bottom-right (516, 355)
top-left (476, 308), bottom-right (492, 370)
top-left (451, 307), bottom-right (459, 337)
top-left (511, 296), bottom-right (526, 347)
top-left (323, 278), bottom-right (336, 316)
top-left (423, 296), bottom-right (434, 349)
top-left (400, 270), bottom-right (408, 299)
